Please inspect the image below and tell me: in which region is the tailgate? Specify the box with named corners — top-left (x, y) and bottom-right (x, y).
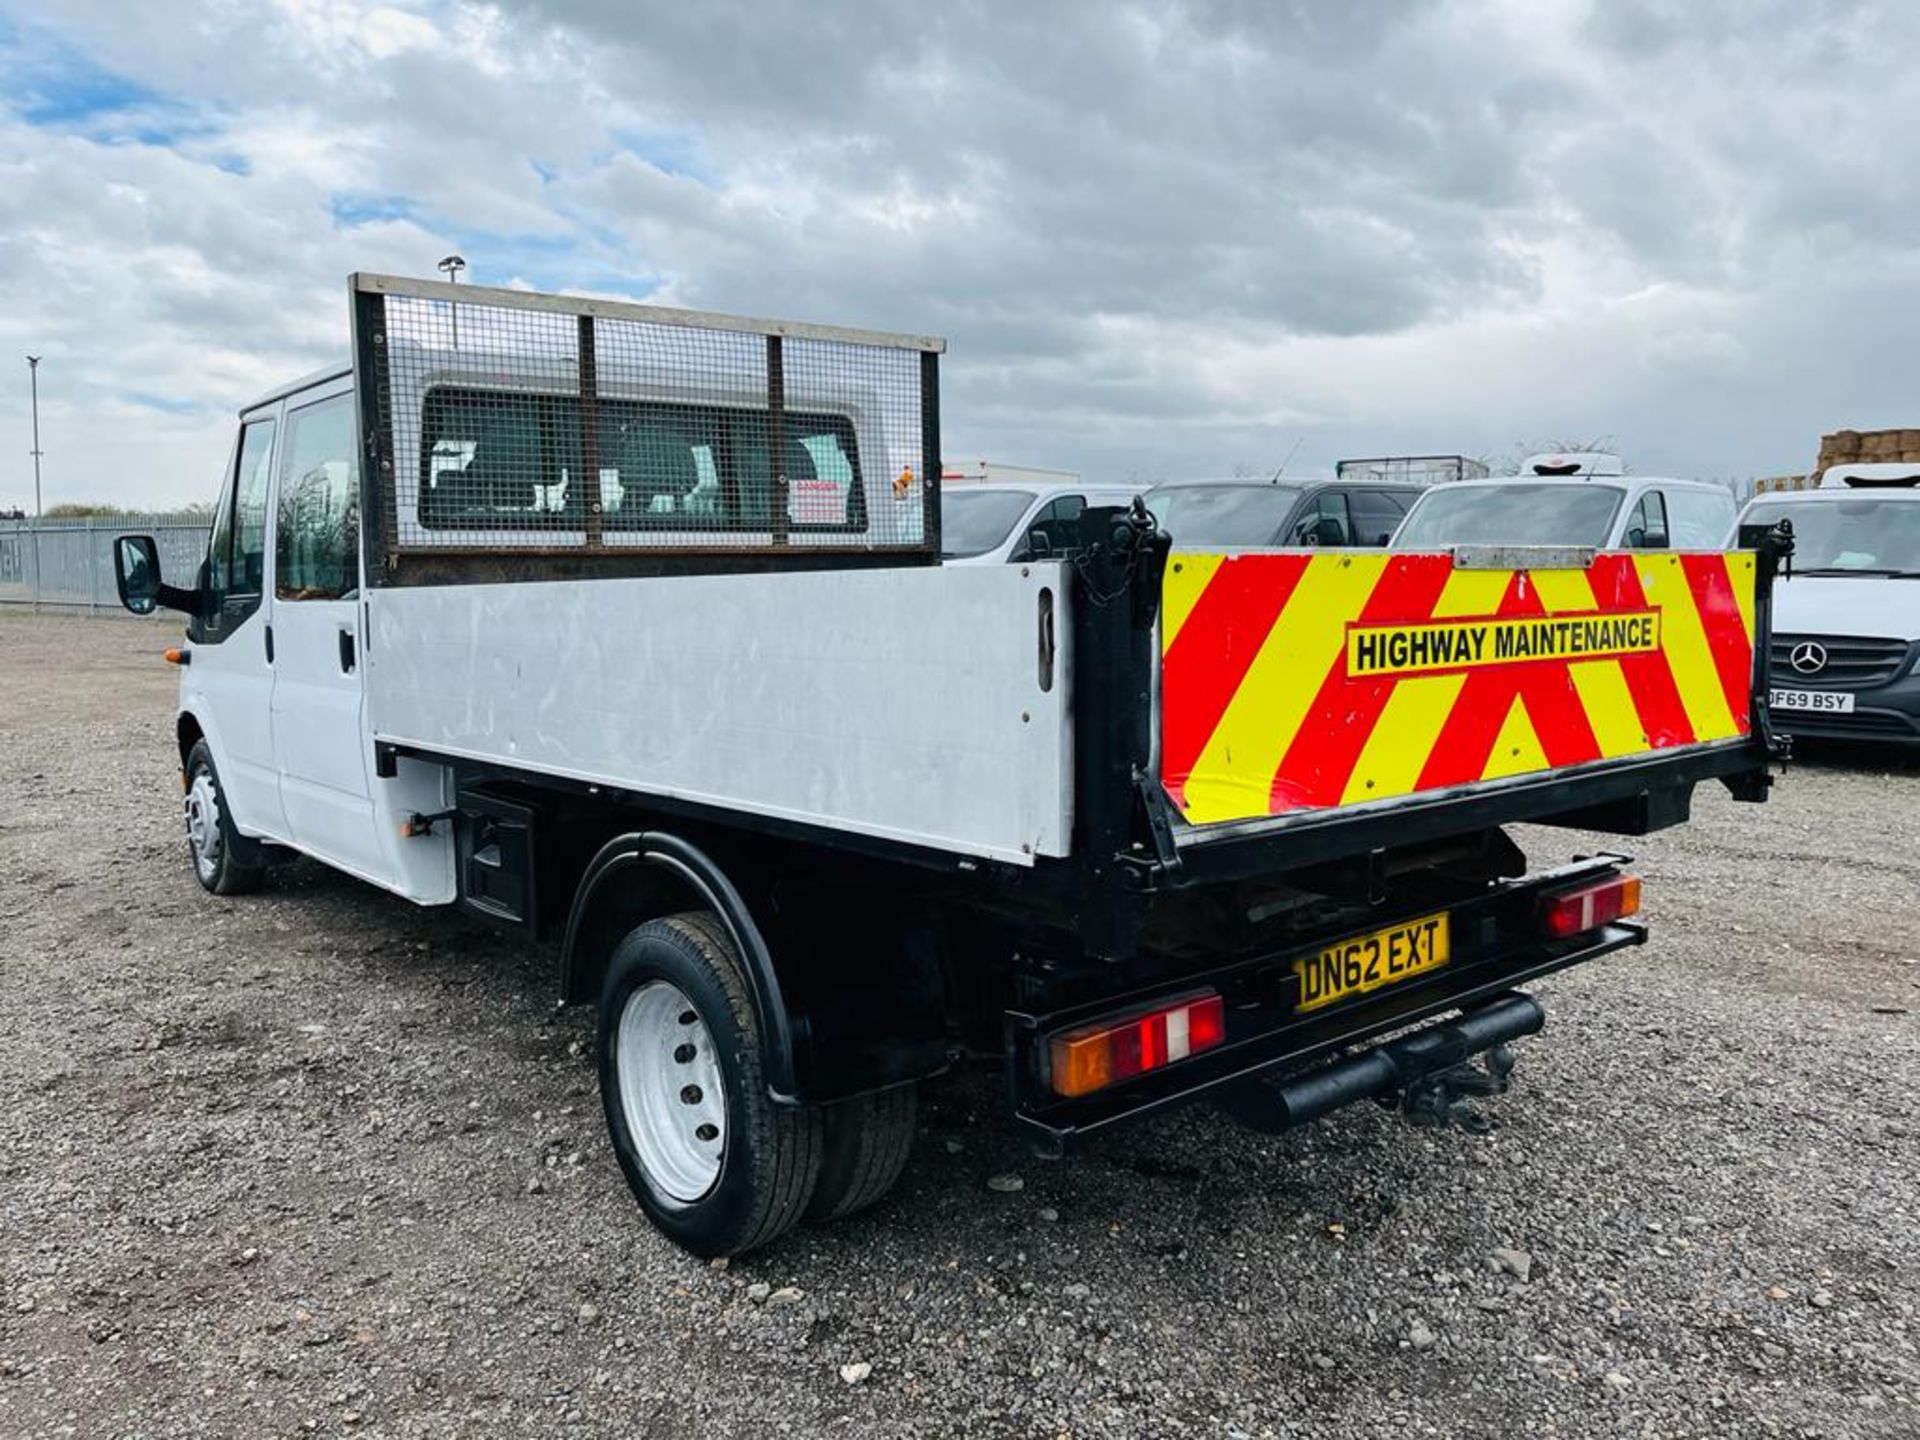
top-left (1159, 548), bottom-right (1759, 825)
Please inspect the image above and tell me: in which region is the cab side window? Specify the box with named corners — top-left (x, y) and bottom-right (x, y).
top-left (276, 395), bottom-right (360, 600)
top-left (1665, 489), bottom-right (1737, 548)
top-left (205, 417), bottom-right (276, 632)
top-left (1349, 490), bottom-right (1411, 546)
top-left (1024, 494), bottom-right (1086, 556)
top-left (1295, 492), bottom-right (1353, 545)
top-left (1624, 490), bottom-right (1670, 549)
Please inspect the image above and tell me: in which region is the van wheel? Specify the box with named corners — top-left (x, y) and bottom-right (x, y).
top-left (597, 913), bottom-right (821, 1257)
top-left (183, 740), bottom-right (264, 896)
top-left (807, 1084), bottom-right (918, 1223)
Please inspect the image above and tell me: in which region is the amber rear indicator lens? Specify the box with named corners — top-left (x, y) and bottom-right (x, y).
top-left (1047, 991), bottom-right (1226, 1099)
top-left (1540, 874), bottom-right (1642, 938)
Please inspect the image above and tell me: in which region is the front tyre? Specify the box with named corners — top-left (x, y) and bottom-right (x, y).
top-left (183, 739), bottom-right (264, 896)
top-left (597, 913), bottom-right (821, 1257)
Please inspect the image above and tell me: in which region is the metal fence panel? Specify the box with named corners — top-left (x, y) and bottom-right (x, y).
top-left (0, 517), bottom-right (209, 612)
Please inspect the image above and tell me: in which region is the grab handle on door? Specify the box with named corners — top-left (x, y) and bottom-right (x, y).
top-left (338, 628), bottom-right (356, 674)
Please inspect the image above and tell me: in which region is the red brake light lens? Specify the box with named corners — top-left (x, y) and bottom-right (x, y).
top-left (1540, 874), bottom-right (1642, 938)
top-left (1048, 991), bottom-right (1226, 1099)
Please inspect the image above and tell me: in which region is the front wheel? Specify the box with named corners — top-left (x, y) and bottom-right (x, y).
top-left (183, 740), bottom-right (264, 896)
top-left (597, 913), bottom-right (821, 1257)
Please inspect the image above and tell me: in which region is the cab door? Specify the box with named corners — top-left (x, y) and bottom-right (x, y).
top-left (184, 412), bottom-right (289, 841)
top-left (267, 386), bottom-right (390, 884)
top-left (1622, 489), bottom-right (1671, 549)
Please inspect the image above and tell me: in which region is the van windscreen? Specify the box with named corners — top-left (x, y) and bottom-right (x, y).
top-left (1394, 484), bottom-right (1624, 549)
top-left (1743, 498), bottom-right (1920, 575)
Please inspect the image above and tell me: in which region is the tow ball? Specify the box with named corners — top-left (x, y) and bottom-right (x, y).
top-left (1220, 993), bottom-right (1544, 1136)
top-left (1397, 1043), bottom-right (1517, 1134)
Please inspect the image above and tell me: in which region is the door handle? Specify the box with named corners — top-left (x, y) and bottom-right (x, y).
top-left (264, 624), bottom-right (274, 664)
top-left (338, 628), bottom-right (356, 674)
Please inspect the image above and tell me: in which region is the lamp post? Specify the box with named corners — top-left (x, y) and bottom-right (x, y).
top-left (26, 356), bottom-right (42, 609)
top-left (437, 254), bottom-right (467, 347)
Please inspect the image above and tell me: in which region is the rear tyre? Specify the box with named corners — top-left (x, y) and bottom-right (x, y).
top-left (807, 1084), bottom-right (918, 1223)
top-left (597, 912), bottom-right (821, 1257)
top-left (183, 739), bottom-right (264, 896)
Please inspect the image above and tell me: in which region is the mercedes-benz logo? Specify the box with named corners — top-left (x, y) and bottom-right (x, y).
top-left (1789, 641), bottom-right (1828, 675)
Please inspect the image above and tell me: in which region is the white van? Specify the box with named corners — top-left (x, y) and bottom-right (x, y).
top-left (1734, 473), bottom-right (1920, 745)
top-left (1393, 464), bottom-right (1738, 552)
top-left (940, 480), bottom-right (1144, 564)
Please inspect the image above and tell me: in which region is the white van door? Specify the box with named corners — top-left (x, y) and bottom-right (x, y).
top-left (184, 412), bottom-right (289, 841)
top-left (267, 387), bottom-right (391, 885)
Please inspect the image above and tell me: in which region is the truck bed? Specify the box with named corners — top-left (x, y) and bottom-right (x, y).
top-left (366, 562), bottom-right (1072, 865)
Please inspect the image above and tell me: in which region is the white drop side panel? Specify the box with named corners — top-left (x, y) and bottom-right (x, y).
top-left (366, 564), bottom-right (1072, 864)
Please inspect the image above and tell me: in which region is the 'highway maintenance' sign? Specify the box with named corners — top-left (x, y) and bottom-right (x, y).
top-left (1160, 550), bottom-right (1756, 825)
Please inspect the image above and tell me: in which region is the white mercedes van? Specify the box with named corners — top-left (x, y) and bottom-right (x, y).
top-left (1734, 469), bottom-right (1920, 745)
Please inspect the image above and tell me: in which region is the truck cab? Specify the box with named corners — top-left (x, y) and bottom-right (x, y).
top-left (113, 365), bottom-right (458, 900)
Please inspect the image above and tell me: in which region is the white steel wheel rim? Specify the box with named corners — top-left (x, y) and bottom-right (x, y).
top-left (185, 770), bottom-right (222, 880)
top-left (617, 980), bottom-right (727, 1204)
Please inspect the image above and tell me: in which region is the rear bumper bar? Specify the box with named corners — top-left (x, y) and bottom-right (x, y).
top-left (1006, 855), bottom-right (1644, 1141)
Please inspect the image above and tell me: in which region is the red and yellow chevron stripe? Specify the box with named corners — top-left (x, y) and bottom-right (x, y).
top-left (1160, 550), bottom-right (1757, 825)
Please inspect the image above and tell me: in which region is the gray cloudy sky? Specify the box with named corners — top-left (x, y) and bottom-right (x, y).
top-left (0, 0), bottom-right (1915, 510)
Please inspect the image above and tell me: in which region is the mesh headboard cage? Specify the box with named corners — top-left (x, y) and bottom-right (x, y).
top-left (350, 274), bottom-right (944, 569)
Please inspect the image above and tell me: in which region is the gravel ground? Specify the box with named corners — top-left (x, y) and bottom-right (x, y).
top-left (2, 610), bottom-right (1916, 1440)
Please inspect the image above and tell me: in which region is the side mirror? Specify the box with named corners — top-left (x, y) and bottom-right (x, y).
top-left (1641, 527), bottom-right (1669, 550)
top-left (1023, 528), bottom-right (1054, 561)
top-left (114, 535), bottom-right (162, 615)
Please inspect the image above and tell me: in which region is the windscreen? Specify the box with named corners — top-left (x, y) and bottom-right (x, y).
top-left (1147, 485), bottom-right (1301, 548)
top-left (941, 489), bottom-right (1036, 558)
top-left (1393, 484), bottom-right (1625, 548)
top-left (1743, 497), bottom-right (1920, 574)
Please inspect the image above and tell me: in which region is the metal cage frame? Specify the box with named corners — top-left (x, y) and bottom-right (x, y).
top-left (348, 273), bottom-right (946, 582)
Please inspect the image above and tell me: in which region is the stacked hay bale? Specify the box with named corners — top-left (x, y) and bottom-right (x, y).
top-left (1814, 428), bottom-right (1920, 480)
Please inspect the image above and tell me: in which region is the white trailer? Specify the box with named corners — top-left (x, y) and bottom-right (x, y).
top-left (114, 275), bottom-right (1785, 1256)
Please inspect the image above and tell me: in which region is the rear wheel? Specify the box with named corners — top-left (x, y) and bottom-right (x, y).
top-left (183, 740), bottom-right (264, 896)
top-left (807, 1085), bottom-right (918, 1222)
top-left (597, 913), bottom-right (821, 1257)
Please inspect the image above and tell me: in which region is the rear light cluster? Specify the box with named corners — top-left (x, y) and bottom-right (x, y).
top-left (1540, 873), bottom-right (1641, 938)
top-left (1048, 990), bottom-right (1225, 1099)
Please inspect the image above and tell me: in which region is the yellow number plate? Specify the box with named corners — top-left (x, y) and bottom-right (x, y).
top-left (1294, 913), bottom-right (1451, 1015)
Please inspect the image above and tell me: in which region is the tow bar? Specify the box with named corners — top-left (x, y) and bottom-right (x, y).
top-left (1220, 992), bottom-right (1546, 1135)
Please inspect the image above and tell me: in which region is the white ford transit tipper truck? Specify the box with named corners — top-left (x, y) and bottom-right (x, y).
top-left (112, 274), bottom-right (1785, 1255)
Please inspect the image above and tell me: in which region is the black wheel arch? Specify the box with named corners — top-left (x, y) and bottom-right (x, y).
top-left (563, 831), bottom-right (801, 1104)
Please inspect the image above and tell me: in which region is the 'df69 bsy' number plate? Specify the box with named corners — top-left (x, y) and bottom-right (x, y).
top-left (1294, 913), bottom-right (1451, 1015)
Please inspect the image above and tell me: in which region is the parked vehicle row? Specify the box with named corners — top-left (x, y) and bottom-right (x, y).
top-left (1126, 454), bottom-right (1914, 751)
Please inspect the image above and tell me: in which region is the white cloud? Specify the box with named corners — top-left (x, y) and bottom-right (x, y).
top-left (0, 0), bottom-right (1916, 510)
